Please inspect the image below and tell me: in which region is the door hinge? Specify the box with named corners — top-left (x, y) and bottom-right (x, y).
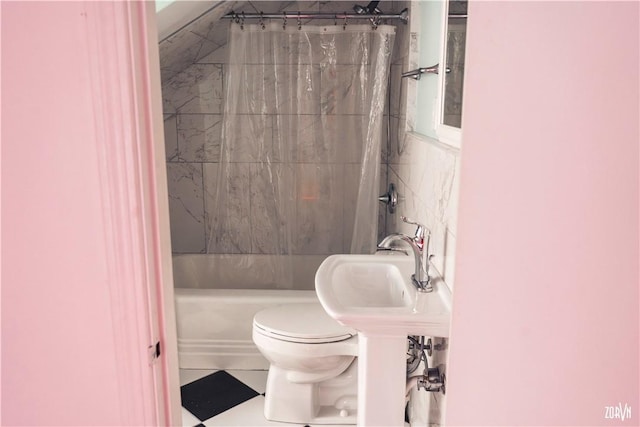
top-left (148, 341), bottom-right (161, 364)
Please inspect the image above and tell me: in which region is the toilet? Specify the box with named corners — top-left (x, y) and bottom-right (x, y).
top-left (252, 303), bottom-right (359, 424)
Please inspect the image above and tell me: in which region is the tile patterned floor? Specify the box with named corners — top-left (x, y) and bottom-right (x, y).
top-left (180, 369), bottom-right (351, 427)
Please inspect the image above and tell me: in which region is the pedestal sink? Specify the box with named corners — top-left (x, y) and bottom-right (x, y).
top-left (315, 254), bottom-right (451, 427)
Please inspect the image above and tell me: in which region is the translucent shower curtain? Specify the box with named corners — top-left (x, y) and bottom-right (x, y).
top-left (207, 21), bottom-right (395, 289)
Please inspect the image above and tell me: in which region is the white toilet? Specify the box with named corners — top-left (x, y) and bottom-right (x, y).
top-left (252, 303), bottom-right (359, 424)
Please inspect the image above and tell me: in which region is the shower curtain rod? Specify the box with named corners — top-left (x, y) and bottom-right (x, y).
top-left (222, 9), bottom-right (409, 24)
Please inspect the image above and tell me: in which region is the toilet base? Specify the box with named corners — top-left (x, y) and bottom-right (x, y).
top-left (263, 362), bottom-right (358, 424)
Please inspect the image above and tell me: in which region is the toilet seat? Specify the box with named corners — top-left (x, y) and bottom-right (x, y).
top-left (253, 303), bottom-right (356, 344)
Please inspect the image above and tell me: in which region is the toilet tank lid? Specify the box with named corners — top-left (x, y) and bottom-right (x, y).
top-left (253, 303), bottom-right (356, 343)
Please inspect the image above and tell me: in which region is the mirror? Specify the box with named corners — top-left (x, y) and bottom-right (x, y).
top-left (441, 0), bottom-right (467, 129)
top-left (410, 0), bottom-right (467, 146)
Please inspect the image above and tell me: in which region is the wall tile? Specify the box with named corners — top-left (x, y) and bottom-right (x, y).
top-left (163, 64), bottom-right (224, 114)
top-left (391, 16), bottom-right (409, 66)
top-left (388, 121), bottom-right (415, 165)
top-left (343, 163), bottom-right (386, 253)
top-left (226, 64), bottom-right (321, 115)
top-left (166, 163), bottom-right (205, 253)
top-left (249, 163), bottom-right (295, 254)
top-left (226, 114), bottom-right (274, 162)
top-left (235, 30), bottom-right (372, 67)
top-left (322, 32), bottom-right (374, 66)
top-left (273, 114), bottom-right (366, 164)
top-left (442, 228), bottom-right (457, 291)
top-left (164, 115), bottom-right (179, 161)
top-left (274, 114), bottom-right (322, 162)
top-left (273, 32), bottom-right (323, 65)
top-left (426, 213), bottom-right (447, 278)
top-left (343, 164), bottom-right (360, 252)
top-left (224, 64), bottom-right (271, 115)
top-left (389, 64), bottom-right (406, 118)
top-left (249, 1), bottom-right (304, 13)
top-left (381, 115), bottom-right (390, 164)
top-left (443, 152), bottom-right (460, 235)
top-left (321, 114), bottom-right (366, 163)
top-left (273, 65), bottom-right (322, 115)
top-left (160, 31), bottom-right (219, 83)
top-left (228, 30), bottom-right (273, 65)
top-left (203, 163), bottom-right (252, 254)
top-left (201, 14), bottom-right (230, 47)
top-left (177, 114), bottom-right (222, 162)
top-left (418, 139), bottom-right (458, 227)
top-left (386, 115), bottom-right (401, 162)
top-left (295, 163), bottom-right (344, 254)
top-left (197, 44), bottom-right (228, 64)
top-left (188, 14), bottom-right (224, 45)
top-left (321, 64), bottom-right (367, 115)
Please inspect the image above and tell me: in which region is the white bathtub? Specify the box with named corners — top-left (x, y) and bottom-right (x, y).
top-left (173, 254), bottom-right (325, 370)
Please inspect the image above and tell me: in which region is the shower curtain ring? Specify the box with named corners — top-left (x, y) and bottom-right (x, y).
top-left (259, 11), bottom-right (265, 30)
top-left (282, 12), bottom-right (287, 30)
top-left (240, 12), bottom-right (245, 30)
top-left (297, 12), bottom-right (302, 30)
top-left (372, 15), bottom-right (380, 30)
top-left (343, 14), bottom-right (348, 30)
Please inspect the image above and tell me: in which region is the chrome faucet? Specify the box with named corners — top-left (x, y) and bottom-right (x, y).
top-left (377, 216), bottom-right (432, 293)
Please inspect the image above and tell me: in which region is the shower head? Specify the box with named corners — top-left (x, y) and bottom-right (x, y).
top-left (353, 4), bottom-right (367, 14)
top-left (353, 1), bottom-right (381, 14)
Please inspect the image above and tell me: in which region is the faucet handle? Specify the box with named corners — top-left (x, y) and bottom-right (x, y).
top-left (401, 216), bottom-right (431, 252)
top-left (401, 215), bottom-right (421, 226)
top-left (401, 216), bottom-right (429, 237)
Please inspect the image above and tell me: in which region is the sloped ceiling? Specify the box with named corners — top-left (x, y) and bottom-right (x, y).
top-left (158, 1), bottom-right (305, 83)
top-left (157, 1), bottom-right (232, 41)
top-left (157, 1), bottom-right (368, 83)
top-left (158, 1), bottom-right (238, 82)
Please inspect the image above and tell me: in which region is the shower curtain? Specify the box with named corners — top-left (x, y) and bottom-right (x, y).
top-left (207, 21), bottom-right (395, 289)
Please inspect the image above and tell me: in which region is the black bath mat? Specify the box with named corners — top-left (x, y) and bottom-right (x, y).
top-left (181, 371), bottom-right (259, 421)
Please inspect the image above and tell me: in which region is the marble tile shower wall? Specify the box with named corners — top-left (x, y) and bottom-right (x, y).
top-left (162, 1), bottom-right (407, 254)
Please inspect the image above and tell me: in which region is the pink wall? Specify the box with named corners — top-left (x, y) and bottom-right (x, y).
top-left (447, 2), bottom-right (638, 425)
top-left (1, 2), bottom-right (171, 425)
top-left (2, 2), bottom-right (119, 424)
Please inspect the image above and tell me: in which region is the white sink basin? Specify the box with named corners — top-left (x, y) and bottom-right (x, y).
top-left (315, 253), bottom-right (452, 426)
top-left (329, 261), bottom-right (410, 307)
top-left (315, 254), bottom-right (451, 337)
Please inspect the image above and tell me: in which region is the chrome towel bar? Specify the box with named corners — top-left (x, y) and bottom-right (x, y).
top-left (401, 64), bottom-right (450, 80)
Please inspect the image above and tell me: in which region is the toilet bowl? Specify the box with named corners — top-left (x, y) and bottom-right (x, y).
top-left (252, 303), bottom-right (359, 424)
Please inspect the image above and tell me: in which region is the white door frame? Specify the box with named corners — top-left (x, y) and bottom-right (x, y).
top-left (84, 1), bottom-right (181, 424)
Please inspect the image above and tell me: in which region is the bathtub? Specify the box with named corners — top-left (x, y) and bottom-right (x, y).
top-left (173, 254), bottom-right (325, 370)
